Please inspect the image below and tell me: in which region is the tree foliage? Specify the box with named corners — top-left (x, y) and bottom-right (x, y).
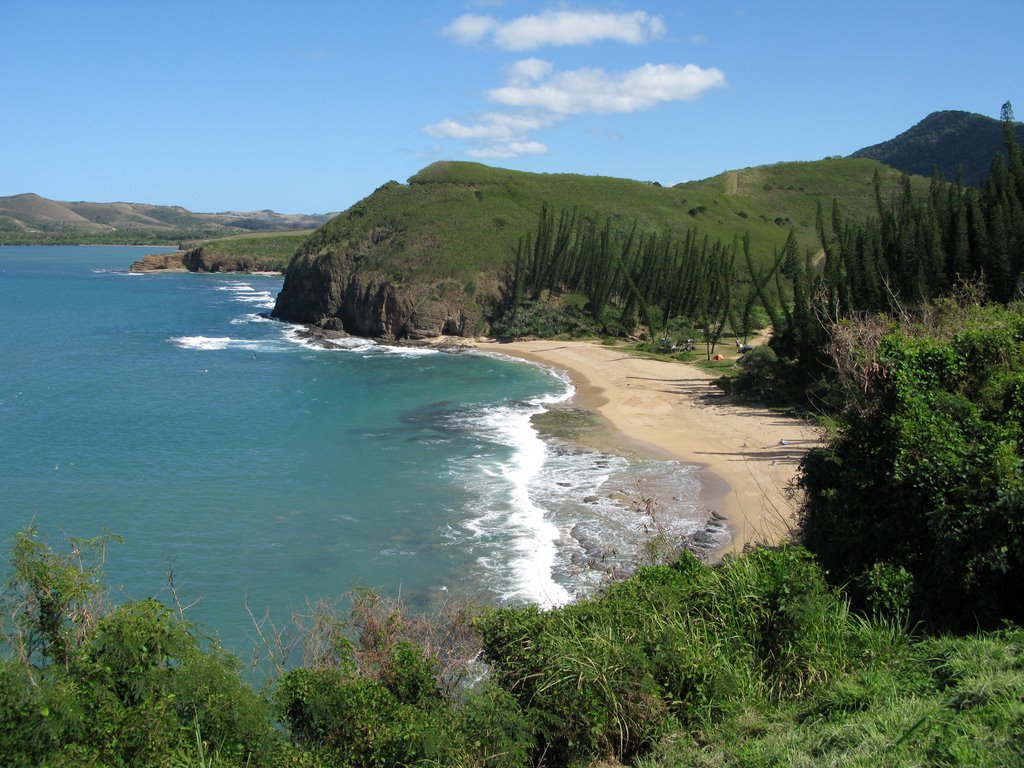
top-left (0, 528), bottom-right (280, 767)
top-left (492, 205), bottom-right (740, 354)
top-left (799, 302), bottom-right (1024, 628)
top-left (2, 528), bottom-right (1023, 767)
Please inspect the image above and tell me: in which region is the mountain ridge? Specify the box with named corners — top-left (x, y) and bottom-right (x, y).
top-left (0, 193), bottom-right (335, 245)
top-left (850, 109), bottom-right (1024, 186)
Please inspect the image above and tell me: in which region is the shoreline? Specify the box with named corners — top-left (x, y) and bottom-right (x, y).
top-left (473, 339), bottom-right (822, 555)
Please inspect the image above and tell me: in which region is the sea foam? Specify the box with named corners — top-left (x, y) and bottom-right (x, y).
top-left (218, 281), bottom-right (276, 310)
top-left (172, 335), bottom-right (234, 351)
top-left (447, 366), bottom-right (578, 607)
top-left (169, 335), bottom-right (268, 352)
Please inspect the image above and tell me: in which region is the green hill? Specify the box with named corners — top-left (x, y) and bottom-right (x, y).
top-left (850, 109), bottom-right (1024, 187)
top-left (272, 158), bottom-right (930, 337)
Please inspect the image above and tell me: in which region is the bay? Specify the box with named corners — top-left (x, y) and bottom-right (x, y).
top-left (0, 246), bottom-right (702, 659)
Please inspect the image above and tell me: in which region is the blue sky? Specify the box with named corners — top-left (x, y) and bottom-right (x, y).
top-left (2, 1), bottom-right (1020, 214)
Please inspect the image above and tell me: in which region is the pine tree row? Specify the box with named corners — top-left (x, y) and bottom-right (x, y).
top-left (499, 204), bottom-right (739, 353)
top-left (818, 115), bottom-right (1024, 315)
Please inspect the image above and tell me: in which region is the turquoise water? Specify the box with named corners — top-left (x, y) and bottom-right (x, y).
top-left (0, 246), bottom-right (703, 656)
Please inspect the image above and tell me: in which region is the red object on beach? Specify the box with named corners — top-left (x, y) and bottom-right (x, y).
top-left (712, 354), bottom-right (725, 360)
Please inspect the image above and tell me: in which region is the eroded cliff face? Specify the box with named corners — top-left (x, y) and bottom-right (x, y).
top-left (182, 246), bottom-right (270, 273)
top-left (129, 252), bottom-right (187, 272)
top-left (271, 249), bottom-right (478, 340)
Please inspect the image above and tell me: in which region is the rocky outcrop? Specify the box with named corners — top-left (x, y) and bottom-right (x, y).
top-left (181, 246), bottom-right (279, 273)
top-left (130, 247), bottom-right (286, 274)
top-left (269, 168), bottom-right (568, 340)
top-left (129, 252), bottom-right (187, 272)
top-left (272, 252), bottom-right (475, 339)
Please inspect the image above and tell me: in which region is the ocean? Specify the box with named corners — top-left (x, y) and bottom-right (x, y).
top-left (0, 245), bottom-right (706, 657)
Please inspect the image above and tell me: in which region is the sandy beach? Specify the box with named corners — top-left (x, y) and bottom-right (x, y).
top-left (474, 339), bottom-right (822, 555)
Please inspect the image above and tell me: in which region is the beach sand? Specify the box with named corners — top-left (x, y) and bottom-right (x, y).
top-left (474, 339), bottom-right (822, 555)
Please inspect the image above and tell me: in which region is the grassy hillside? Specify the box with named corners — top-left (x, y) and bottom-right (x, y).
top-left (297, 158), bottom-right (929, 288)
top-left (0, 193), bottom-right (332, 245)
top-left (682, 157), bottom-right (931, 241)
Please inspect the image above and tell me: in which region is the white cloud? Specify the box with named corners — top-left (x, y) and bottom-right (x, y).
top-left (444, 10), bottom-right (666, 50)
top-left (423, 111), bottom-right (560, 158)
top-left (422, 60), bottom-right (726, 157)
top-left (467, 141), bottom-right (548, 158)
top-left (505, 57), bottom-right (554, 86)
top-left (488, 62), bottom-right (727, 114)
top-left (429, 14), bottom-right (726, 161)
top-left (424, 112), bottom-right (557, 141)
top-left (424, 119), bottom-right (499, 140)
top-left (443, 14), bottom-right (497, 45)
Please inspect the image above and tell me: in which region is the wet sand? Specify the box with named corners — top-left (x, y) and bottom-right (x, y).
top-left (474, 339), bottom-right (822, 554)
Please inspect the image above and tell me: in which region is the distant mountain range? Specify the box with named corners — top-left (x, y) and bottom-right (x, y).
top-left (0, 193), bottom-right (334, 245)
top-left (850, 110), bottom-right (1024, 187)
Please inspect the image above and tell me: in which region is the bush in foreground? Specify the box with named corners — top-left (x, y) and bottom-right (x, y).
top-left (2, 526), bottom-right (1022, 767)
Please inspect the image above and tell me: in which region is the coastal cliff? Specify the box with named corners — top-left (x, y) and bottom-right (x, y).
top-left (131, 231), bottom-right (311, 274)
top-left (272, 236), bottom-right (475, 339)
top-left (270, 169), bottom-right (521, 339)
top-left (129, 252), bottom-right (187, 272)
top-left (129, 246), bottom-right (282, 274)
top-left (181, 244), bottom-right (274, 273)
top-left (268, 162), bottom-right (680, 339)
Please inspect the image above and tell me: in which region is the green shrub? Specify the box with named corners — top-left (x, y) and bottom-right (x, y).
top-left (275, 666), bottom-right (453, 767)
top-left (799, 305), bottom-right (1024, 628)
top-left (855, 562), bottom-right (914, 622)
top-left (476, 547), bottom-right (853, 764)
top-left (381, 641), bottom-right (440, 706)
top-left (449, 681), bottom-right (536, 768)
top-left (715, 547), bottom-right (850, 698)
top-left (723, 344), bottom-right (800, 402)
top-left (169, 646), bottom-right (279, 764)
top-left (488, 298), bottom-right (601, 339)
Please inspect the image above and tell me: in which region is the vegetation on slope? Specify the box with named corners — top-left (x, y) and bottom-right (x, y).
top-left (851, 105), bottom-right (1024, 187)
top-left (275, 158), bottom-right (930, 337)
top-left (2, 528), bottom-right (1021, 768)
top-left (294, 158), bottom-right (923, 287)
top-left (681, 156), bottom-right (930, 240)
top-left (726, 109), bottom-right (1024, 402)
top-left (488, 203), bottom-right (746, 352)
top-left (800, 302), bottom-right (1024, 630)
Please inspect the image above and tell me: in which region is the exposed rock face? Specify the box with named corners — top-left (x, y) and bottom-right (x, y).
top-left (130, 247), bottom-right (286, 274)
top-left (129, 252), bottom-right (187, 272)
top-left (269, 177), bottom-right (506, 340)
top-left (182, 246), bottom-right (272, 273)
top-left (273, 252), bottom-right (474, 340)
